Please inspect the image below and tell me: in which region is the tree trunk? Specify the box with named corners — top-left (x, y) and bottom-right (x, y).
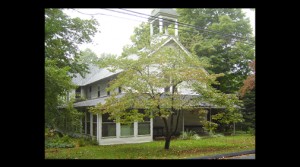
top-left (162, 117), bottom-right (171, 150)
top-left (164, 135), bottom-right (171, 149)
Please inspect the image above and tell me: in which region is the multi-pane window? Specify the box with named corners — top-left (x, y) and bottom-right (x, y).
top-left (93, 114), bottom-right (97, 136)
top-left (121, 123), bottom-right (134, 137)
top-left (86, 112), bottom-right (90, 135)
top-left (98, 85), bottom-right (100, 97)
top-left (76, 87), bottom-right (81, 99)
top-left (138, 111), bottom-right (151, 135)
top-left (102, 113), bottom-right (116, 137)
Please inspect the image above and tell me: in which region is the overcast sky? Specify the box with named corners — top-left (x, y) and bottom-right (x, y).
top-left (63, 8), bottom-right (255, 57)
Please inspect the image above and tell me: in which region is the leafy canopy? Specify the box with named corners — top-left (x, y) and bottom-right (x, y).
top-left (177, 9), bottom-right (255, 93)
top-left (45, 9), bottom-right (99, 128)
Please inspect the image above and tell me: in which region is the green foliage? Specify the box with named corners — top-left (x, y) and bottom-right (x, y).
top-left (177, 8), bottom-right (255, 93)
top-left (247, 127), bottom-right (255, 136)
top-left (194, 82), bottom-right (244, 128)
top-left (54, 98), bottom-right (84, 133)
top-left (74, 137), bottom-right (98, 147)
top-left (122, 23), bottom-right (150, 57)
top-left (45, 134), bottom-right (75, 149)
top-left (238, 88), bottom-right (255, 131)
top-left (45, 8), bottom-right (98, 129)
top-left (78, 48), bottom-right (100, 65)
top-left (45, 8), bottom-right (98, 76)
top-left (45, 59), bottom-right (76, 127)
top-left (198, 109), bottom-right (218, 133)
top-left (45, 142), bottom-right (75, 149)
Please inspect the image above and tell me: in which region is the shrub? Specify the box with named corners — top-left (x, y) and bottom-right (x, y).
top-left (248, 127), bottom-right (255, 136)
top-left (74, 136), bottom-right (98, 147)
top-left (45, 142), bottom-right (75, 148)
top-left (45, 134), bottom-right (75, 148)
top-left (179, 131), bottom-right (201, 140)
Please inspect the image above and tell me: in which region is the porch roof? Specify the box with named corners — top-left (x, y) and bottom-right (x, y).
top-left (73, 94), bottom-right (125, 107)
top-left (73, 93), bottom-right (221, 108)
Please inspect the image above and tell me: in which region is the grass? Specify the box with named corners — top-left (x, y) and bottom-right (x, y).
top-left (45, 134), bottom-right (255, 159)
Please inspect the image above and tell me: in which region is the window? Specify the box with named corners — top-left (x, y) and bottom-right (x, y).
top-left (164, 86), bottom-right (170, 92)
top-left (121, 123), bottom-right (134, 137)
top-left (86, 112), bottom-right (90, 135)
top-left (76, 87), bottom-right (81, 99)
top-left (118, 87), bottom-right (122, 94)
top-left (98, 85), bottom-right (100, 97)
top-left (102, 113), bottom-right (116, 137)
top-left (88, 86), bottom-right (92, 99)
top-left (93, 114), bottom-right (97, 136)
top-left (138, 114), bottom-right (150, 135)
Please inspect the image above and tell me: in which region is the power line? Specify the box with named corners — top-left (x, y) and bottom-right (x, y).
top-left (118, 9), bottom-right (253, 42)
top-left (72, 9), bottom-right (254, 46)
top-left (72, 9), bottom-right (146, 23)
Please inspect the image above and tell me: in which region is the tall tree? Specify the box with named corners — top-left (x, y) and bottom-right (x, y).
top-left (90, 39), bottom-right (241, 149)
top-left (45, 9), bottom-right (98, 128)
top-left (177, 9), bottom-right (255, 93)
top-left (45, 8), bottom-right (98, 76)
top-left (238, 60), bottom-right (255, 131)
top-left (122, 22), bottom-right (150, 57)
top-left (78, 48), bottom-right (100, 65)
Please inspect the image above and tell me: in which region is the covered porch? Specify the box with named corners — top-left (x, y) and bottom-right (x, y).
top-left (74, 97), bottom-right (153, 145)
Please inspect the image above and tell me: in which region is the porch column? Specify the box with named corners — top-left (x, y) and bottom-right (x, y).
top-left (150, 112), bottom-right (153, 140)
top-left (182, 110), bottom-right (184, 133)
top-left (85, 111), bottom-right (87, 134)
top-left (159, 16), bottom-right (163, 34)
top-left (97, 114), bottom-right (101, 143)
top-left (175, 19), bottom-right (178, 37)
top-left (116, 123), bottom-right (121, 138)
top-left (134, 122), bottom-right (138, 138)
top-left (90, 113), bottom-right (93, 135)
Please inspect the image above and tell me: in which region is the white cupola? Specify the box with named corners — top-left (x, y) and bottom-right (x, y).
top-left (149, 8), bottom-right (179, 45)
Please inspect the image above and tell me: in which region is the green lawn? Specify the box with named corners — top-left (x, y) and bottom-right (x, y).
top-left (45, 135), bottom-right (255, 159)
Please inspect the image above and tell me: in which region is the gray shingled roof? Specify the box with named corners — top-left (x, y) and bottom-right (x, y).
top-left (73, 94), bottom-right (125, 107)
top-left (72, 64), bottom-right (122, 86)
top-left (73, 93), bottom-right (218, 108)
